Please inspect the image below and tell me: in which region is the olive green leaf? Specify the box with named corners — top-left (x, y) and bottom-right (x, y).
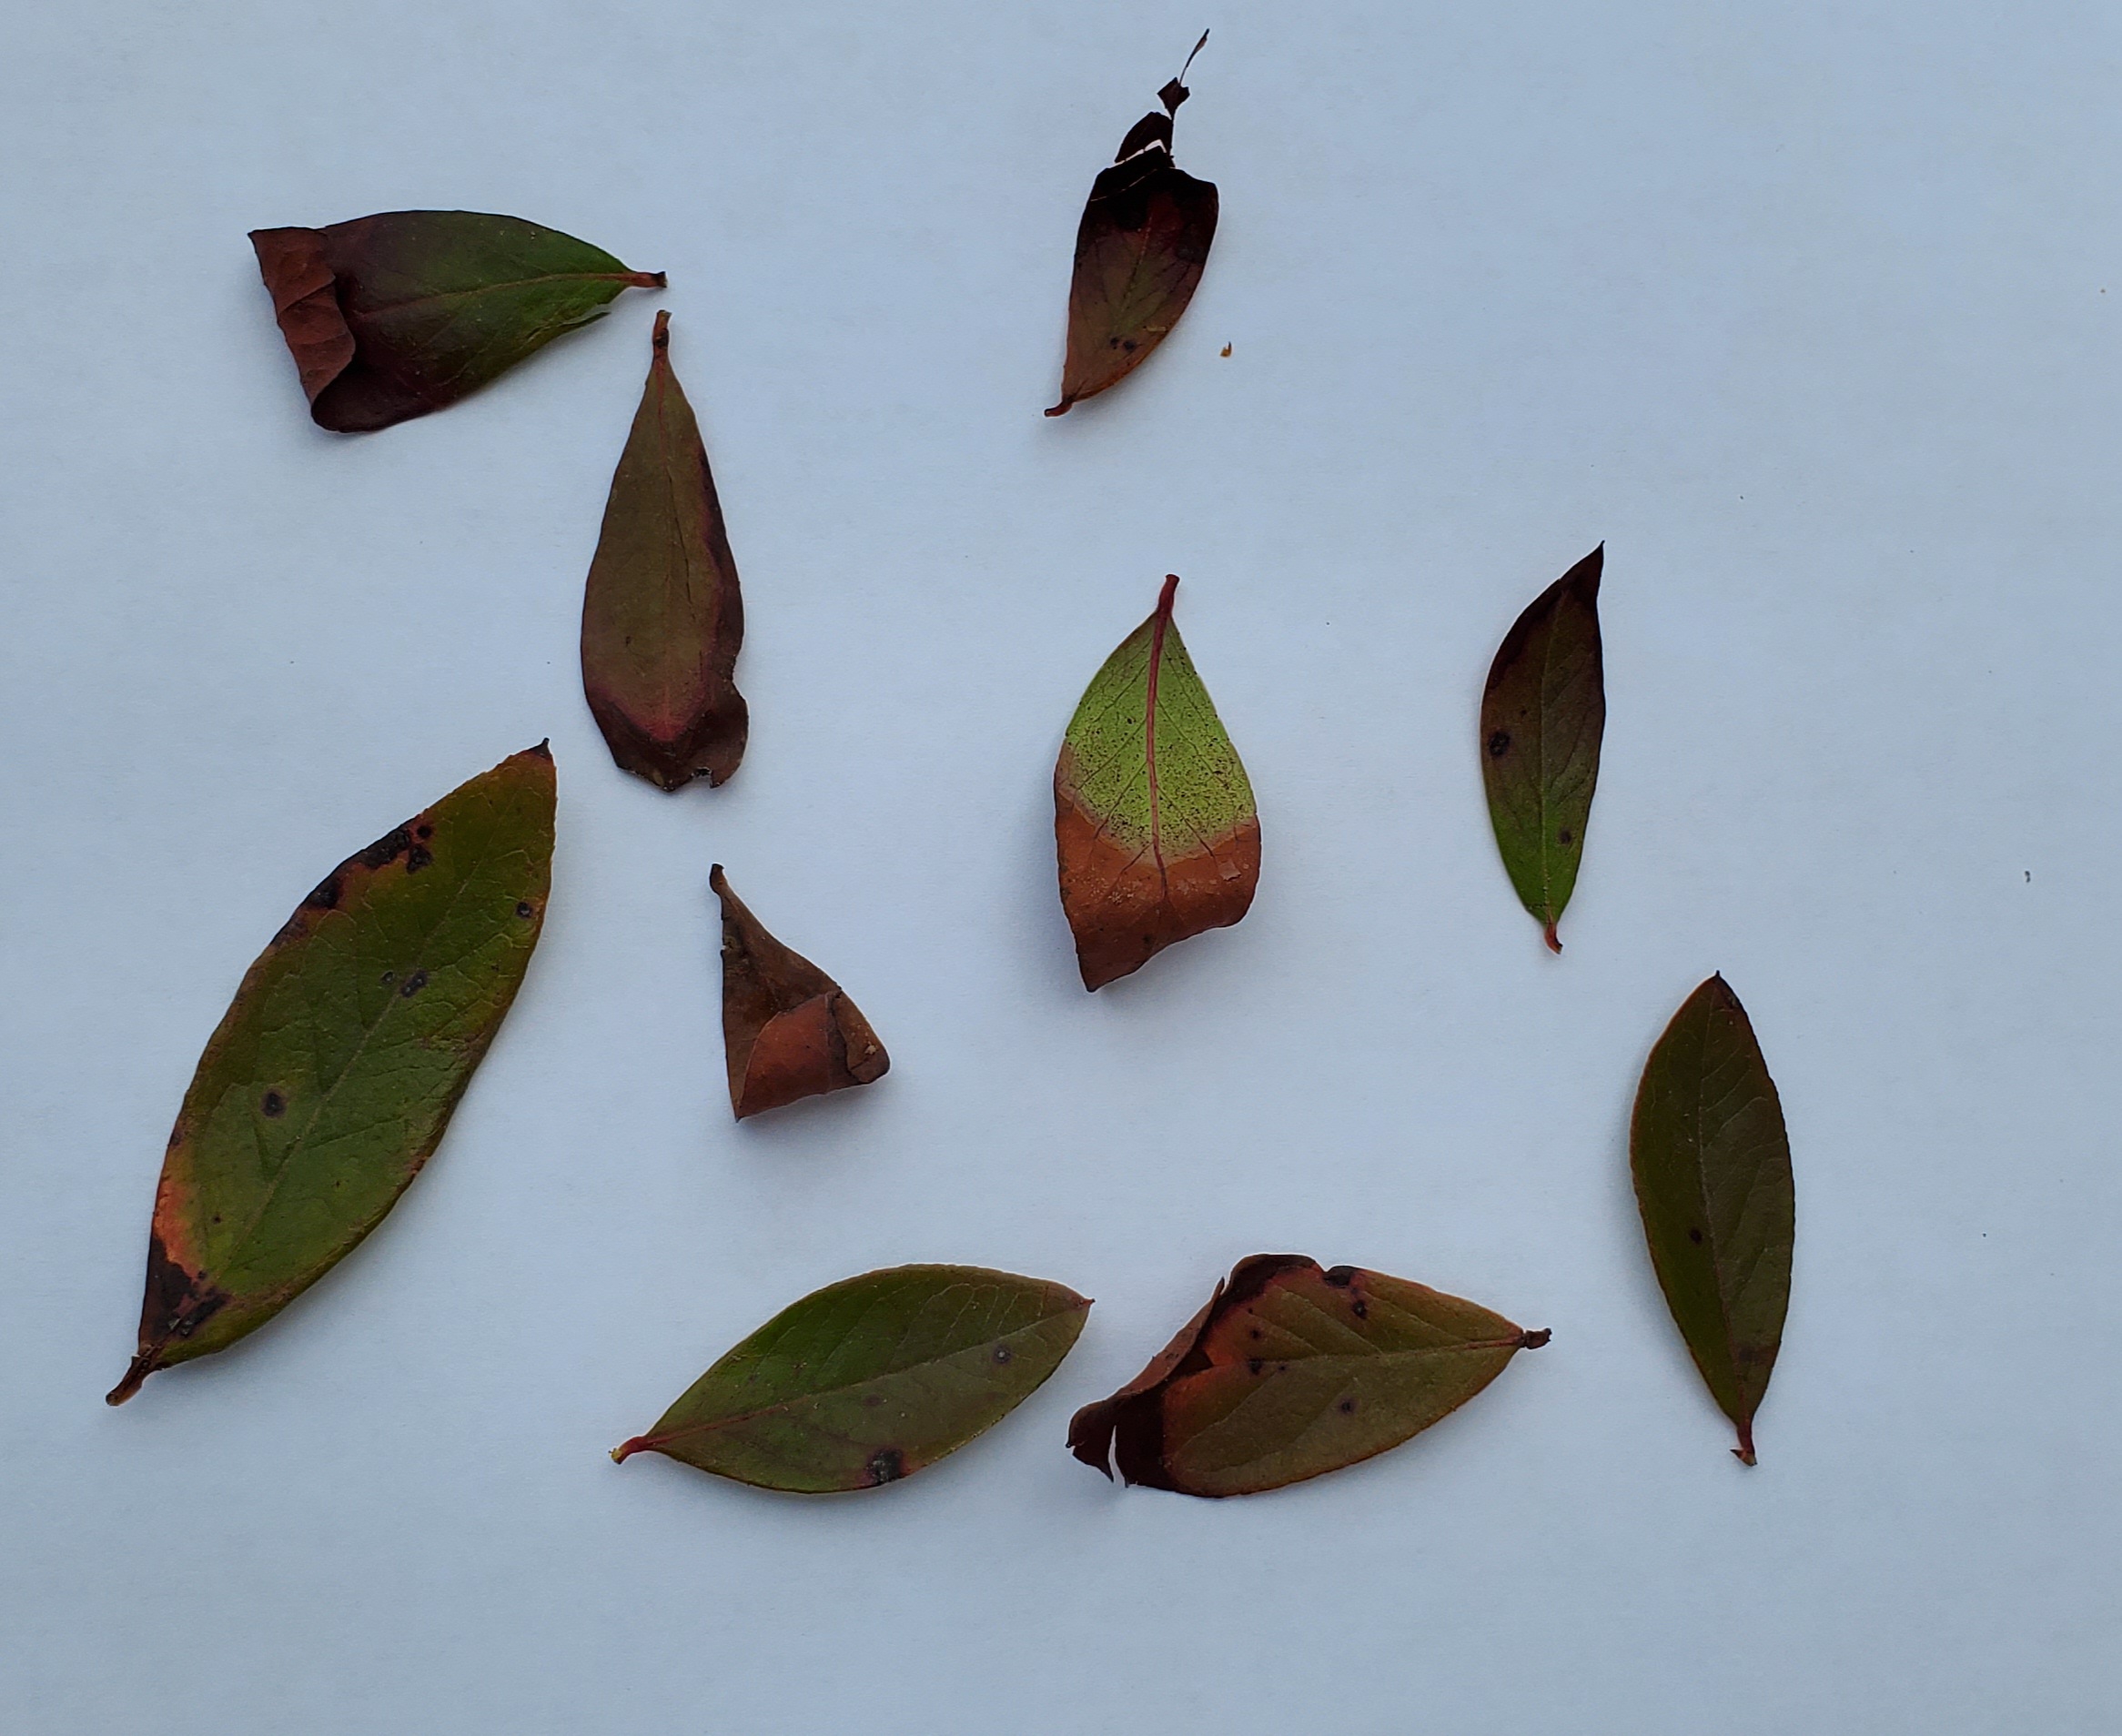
top-left (249, 211), bottom-right (664, 432)
top-left (1068, 1255), bottom-right (1548, 1497)
top-left (1055, 574), bottom-right (1259, 989)
top-left (1480, 545), bottom-right (1605, 952)
top-left (1631, 974), bottom-right (1794, 1464)
top-left (613, 1266), bottom-right (1090, 1492)
top-left (107, 746), bottom-right (556, 1405)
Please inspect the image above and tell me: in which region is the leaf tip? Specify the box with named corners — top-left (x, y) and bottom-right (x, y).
top-left (1543, 921), bottom-right (1562, 954)
top-left (611, 1436), bottom-right (651, 1464)
top-left (1519, 1327), bottom-right (1551, 1349)
top-left (1733, 1418), bottom-right (1757, 1466)
top-left (1045, 398), bottom-right (1074, 418)
top-left (106, 1352), bottom-right (157, 1407)
top-left (525, 738), bottom-right (552, 762)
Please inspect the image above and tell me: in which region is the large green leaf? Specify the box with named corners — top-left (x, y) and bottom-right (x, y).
top-left (107, 746), bottom-right (556, 1405)
top-left (1055, 574), bottom-right (1258, 989)
top-left (614, 1267), bottom-right (1090, 1492)
top-left (581, 312), bottom-right (748, 791)
top-left (1046, 35), bottom-right (1218, 417)
top-left (1631, 974), bottom-right (1794, 1464)
top-left (249, 211), bottom-right (663, 432)
top-left (1069, 1255), bottom-right (1547, 1497)
top-left (1480, 546), bottom-right (1605, 952)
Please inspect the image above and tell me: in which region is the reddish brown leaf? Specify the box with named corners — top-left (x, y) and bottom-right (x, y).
top-left (1069, 1256), bottom-right (1547, 1497)
top-left (249, 210), bottom-right (663, 433)
top-left (712, 865), bottom-right (887, 1120)
top-left (581, 312), bottom-right (748, 791)
top-left (1045, 35), bottom-right (1218, 417)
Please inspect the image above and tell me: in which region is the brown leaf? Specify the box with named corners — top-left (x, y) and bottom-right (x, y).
top-left (1069, 1256), bottom-right (1546, 1497)
top-left (581, 312), bottom-right (748, 791)
top-left (712, 865), bottom-right (888, 1120)
top-left (1045, 34), bottom-right (1218, 416)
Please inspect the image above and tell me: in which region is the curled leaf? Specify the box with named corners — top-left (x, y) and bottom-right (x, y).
top-left (1480, 546), bottom-right (1605, 953)
top-left (1069, 1255), bottom-right (1546, 1497)
top-left (108, 746), bottom-right (556, 1405)
top-left (248, 210), bottom-right (663, 432)
top-left (1055, 575), bottom-right (1258, 989)
top-left (712, 865), bottom-right (887, 1119)
top-left (1631, 974), bottom-right (1794, 1465)
top-left (614, 1266), bottom-right (1090, 1492)
top-left (1046, 34), bottom-right (1218, 416)
top-left (581, 312), bottom-right (748, 791)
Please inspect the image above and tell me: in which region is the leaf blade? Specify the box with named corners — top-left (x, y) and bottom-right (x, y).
top-left (1480, 546), bottom-right (1605, 952)
top-left (1630, 974), bottom-right (1794, 1464)
top-left (581, 312), bottom-right (748, 791)
top-left (614, 1266), bottom-right (1090, 1492)
top-left (1055, 575), bottom-right (1258, 989)
top-left (109, 746), bottom-right (556, 1404)
top-left (249, 211), bottom-right (662, 432)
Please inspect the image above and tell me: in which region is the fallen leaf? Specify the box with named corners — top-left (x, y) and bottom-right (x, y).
top-left (711, 864), bottom-right (887, 1119)
top-left (1055, 574), bottom-right (1258, 990)
top-left (1069, 1255), bottom-right (1546, 1497)
top-left (108, 746), bottom-right (556, 1405)
top-left (1631, 974), bottom-right (1794, 1465)
top-left (614, 1266), bottom-right (1090, 1491)
top-left (581, 312), bottom-right (748, 791)
top-left (1480, 545), bottom-right (1605, 953)
top-left (1046, 33), bottom-right (1218, 416)
top-left (249, 211), bottom-right (663, 432)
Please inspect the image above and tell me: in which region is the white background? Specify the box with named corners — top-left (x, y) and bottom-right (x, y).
top-left (3, 2), bottom-right (2117, 1730)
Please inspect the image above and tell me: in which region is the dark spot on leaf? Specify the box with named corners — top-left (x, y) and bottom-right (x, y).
top-left (405, 843), bottom-right (433, 873)
top-left (865, 1448), bottom-right (905, 1486)
top-left (1338, 1398), bottom-right (1357, 1415)
top-left (1351, 1299), bottom-right (1369, 1318)
top-left (1247, 1358), bottom-right (1263, 1375)
top-left (992, 1343), bottom-right (1013, 1365)
top-left (1689, 1227), bottom-right (1704, 1245)
top-left (1323, 1266), bottom-right (1356, 1287)
top-left (303, 875), bottom-right (342, 911)
top-left (260, 1090), bottom-right (286, 1117)
top-left (515, 902), bottom-right (535, 919)
top-left (1557, 829), bottom-right (1572, 845)
top-left (862, 1394), bottom-right (884, 1408)
top-left (359, 827), bottom-right (411, 870)
top-left (1122, 338), bottom-right (1137, 351)
top-left (379, 971), bottom-right (395, 986)
top-left (1248, 1327), bottom-right (1262, 1340)
top-left (414, 823), bottom-right (432, 841)
top-left (1488, 731), bottom-right (1511, 758)
top-left (399, 970), bottom-right (428, 997)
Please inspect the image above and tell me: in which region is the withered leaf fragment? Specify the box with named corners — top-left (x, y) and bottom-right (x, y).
top-left (108, 746), bottom-right (556, 1405)
top-left (581, 312), bottom-right (748, 790)
top-left (614, 1266), bottom-right (1090, 1492)
top-left (1069, 1255), bottom-right (1546, 1497)
top-left (249, 210), bottom-right (663, 432)
top-left (1631, 974), bottom-right (1794, 1465)
top-left (1055, 575), bottom-right (1258, 989)
top-left (1480, 546), bottom-right (1605, 952)
top-left (1046, 33), bottom-right (1218, 416)
top-left (712, 865), bottom-right (887, 1119)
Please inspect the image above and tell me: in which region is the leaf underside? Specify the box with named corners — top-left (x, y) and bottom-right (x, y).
top-left (1630, 974), bottom-right (1794, 1464)
top-left (108, 746), bottom-right (556, 1404)
top-left (249, 210), bottom-right (663, 433)
top-left (1046, 71), bottom-right (1218, 415)
top-left (711, 864), bottom-right (887, 1119)
top-left (1068, 1255), bottom-right (1546, 1497)
top-left (1055, 575), bottom-right (1258, 989)
top-left (1480, 546), bottom-right (1605, 953)
top-left (581, 311), bottom-right (748, 791)
top-left (614, 1265), bottom-right (1090, 1492)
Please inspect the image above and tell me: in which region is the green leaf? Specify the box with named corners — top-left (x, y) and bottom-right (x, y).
top-left (249, 211), bottom-right (664, 433)
top-left (1480, 545), bottom-right (1605, 952)
top-left (1069, 1255), bottom-right (1546, 1497)
top-left (581, 312), bottom-right (748, 791)
top-left (107, 746), bottom-right (556, 1405)
top-left (1046, 35), bottom-right (1218, 416)
top-left (1630, 974), bottom-right (1794, 1464)
top-left (614, 1266), bottom-right (1090, 1492)
top-left (1055, 574), bottom-right (1258, 989)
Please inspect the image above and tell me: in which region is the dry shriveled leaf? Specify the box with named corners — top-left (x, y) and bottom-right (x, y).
top-left (108, 746), bottom-right (556, 1405)
top-left (1480, 545), bottom-right (1605, 953)
top-left (1055, 574), bottom-right (1258, 989)
top-left (249, 210), bottom-right (662, 432)
top-left (1631, 974), bottom-right (1794, 1465)
top-left (581, 312), bottom-right (748, 791)
top-left (614, 1265), bottom-right (1090, 1492)
top-left (712, 865), bottom-right (887, 1119)
top-left (1069, 1255), bottom-right (1546, 1496)
top-left (1046, 34), bottom-right (1218, 416)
